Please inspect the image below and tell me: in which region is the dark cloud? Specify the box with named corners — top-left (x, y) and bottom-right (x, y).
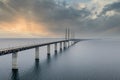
top-left (94, 1), bottom-right (120, 37)
top-left (100, 1), bottom-right (120, 16)
top-left (0, 0), bottom-right (120, 38)
top-left (0, 1), bottom-right (15, 22)
top-left (0, 0), bottom-right (91, 34)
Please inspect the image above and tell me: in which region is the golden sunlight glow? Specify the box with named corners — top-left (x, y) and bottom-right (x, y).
top-left (0, 15), bottom-right (55, 37)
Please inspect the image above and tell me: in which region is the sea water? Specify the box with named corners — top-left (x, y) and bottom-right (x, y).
top-left (0, 39), bottom-right (120, 80)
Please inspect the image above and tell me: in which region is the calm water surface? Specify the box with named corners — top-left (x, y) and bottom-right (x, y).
top-left (0, 39), bottom-right (120, 80)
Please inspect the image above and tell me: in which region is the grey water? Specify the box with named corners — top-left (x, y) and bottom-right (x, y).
top-left (0, 38), bottom-right (120, 80)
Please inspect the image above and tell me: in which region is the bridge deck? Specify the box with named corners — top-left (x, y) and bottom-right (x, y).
top-left (0, 39), bottom-right (80, 56)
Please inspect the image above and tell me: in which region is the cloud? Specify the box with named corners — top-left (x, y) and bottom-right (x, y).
top-left (0, 0), bottom-right (120, 38)
top-left (100, 1), bottom-right (120, 16)
top-left (0, 0), bottom-right (92, 37)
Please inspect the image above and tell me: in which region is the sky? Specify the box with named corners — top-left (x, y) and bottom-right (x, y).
top-left (0, 0), bottom-right (120, 38)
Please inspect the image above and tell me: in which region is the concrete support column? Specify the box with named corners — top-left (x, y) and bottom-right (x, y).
top-left (64, 42), bottom-right (66, 49)
top-left (72, 41), bottom-right (74, 45)
top-left (70, 41), bottom-right (73, 46)
top-left (12, 52), bottom-right (18, 70)
top-left (68, 41), bottom-right (70, 47)
top-left (47, 45), bottom-right (50, 56)
top-left (60, 42), bottom-right (62, 51)
top-left (35, 47), bottom-right (39, 60)
top-left (70, 41), bottom-right (72, 46)
top-left (55, 43), bottom-right (57, 53)
top-left (66, 41), bottom-right (68, 48)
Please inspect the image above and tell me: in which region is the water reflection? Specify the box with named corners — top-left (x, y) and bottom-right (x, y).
top-left (47, 55), bottom-right (51, 64)
top-left (3, 40), bottom-right (120, 80)
top-left (9, 47), bottom-right (69, 80)
top-left (11, 70), bottom-right (20, 80)
top-left (11, 60), bottom-right (41, 80)
top-left (19, 51), bottom-right (63, 80)
top-left (32, 60), bottom-right (41, 80)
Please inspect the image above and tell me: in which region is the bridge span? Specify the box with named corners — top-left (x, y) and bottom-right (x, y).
top-left (0, 39), bottom-right (80, 70)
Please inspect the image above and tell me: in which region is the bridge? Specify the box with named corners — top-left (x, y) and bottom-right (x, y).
top-left (0, 39), bottom-right (80, 70)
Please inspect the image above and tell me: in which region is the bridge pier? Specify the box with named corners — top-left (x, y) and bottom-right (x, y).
top-left (64, 42), bottom-right (66, 49)
top-left (71, 41), bottom-right (75, 45)
top-left (68, 41), bottom-right (70, 47)
top-left (0, 39), bottom-right (80, 71)
top-left (35, 47), bottom-right (39, 60)
top-left (47, 45), bottom-right (50, 56)
top-left (60, 42), bottom-right (62, 52)
top-left (55, 43), bottom-right (57, 54)
top-left (12, 52), bottom-right (18, 70)
top-left (70, 41), bottom-right (73, 46)
top-left (70, 41), bottom-right (72, 46)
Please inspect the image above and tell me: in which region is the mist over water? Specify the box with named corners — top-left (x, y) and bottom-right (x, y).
top-left (0, 38), bottom-right (120, 80)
